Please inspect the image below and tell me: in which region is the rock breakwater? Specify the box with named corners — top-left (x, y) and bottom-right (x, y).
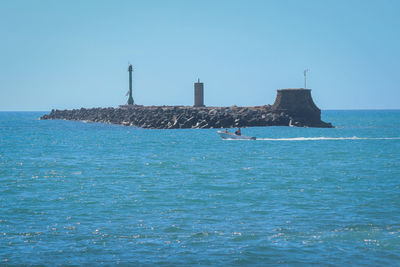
top-left (40, 105), bottom-right (333, 129)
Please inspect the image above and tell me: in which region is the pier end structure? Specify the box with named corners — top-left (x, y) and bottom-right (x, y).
top-left (271, 88), bottom-right (330, 127)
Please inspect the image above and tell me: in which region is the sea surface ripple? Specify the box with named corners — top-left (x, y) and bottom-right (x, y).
top-left (0, 110), bottom-right (399, 265)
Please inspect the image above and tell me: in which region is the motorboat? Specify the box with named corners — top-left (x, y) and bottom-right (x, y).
top-left (217, 131), bottom-right (256, 140)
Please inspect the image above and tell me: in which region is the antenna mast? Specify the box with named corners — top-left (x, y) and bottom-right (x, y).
top-left (304, 69), bottom-right (310, 89)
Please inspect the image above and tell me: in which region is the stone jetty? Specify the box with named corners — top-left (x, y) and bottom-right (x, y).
top-left (40, 105), bottom-right (332, 130)
top-left (40, 88), bottom-right (333, 128)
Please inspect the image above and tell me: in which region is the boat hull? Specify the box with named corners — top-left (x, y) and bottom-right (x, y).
top-left (217, 131), bottom-right (256, 140)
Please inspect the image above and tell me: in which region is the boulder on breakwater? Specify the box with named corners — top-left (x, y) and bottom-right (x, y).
top-left (40, 104), bottom-right (332, 129)
top-left (40, 88), bottom-right (332, 128)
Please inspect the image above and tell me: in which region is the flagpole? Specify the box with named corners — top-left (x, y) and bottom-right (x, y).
top-left (304, 69), bottom-right (309, 89)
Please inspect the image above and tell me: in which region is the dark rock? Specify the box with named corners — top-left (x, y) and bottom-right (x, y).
top-left (40, 89), bottom-right (333, 129)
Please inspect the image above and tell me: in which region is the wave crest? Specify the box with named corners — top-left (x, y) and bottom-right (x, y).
top-left (256, 137), bottom-right (400, 141)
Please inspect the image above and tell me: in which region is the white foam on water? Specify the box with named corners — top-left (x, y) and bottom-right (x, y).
top-left (255, 136), bottom-right (400, 141)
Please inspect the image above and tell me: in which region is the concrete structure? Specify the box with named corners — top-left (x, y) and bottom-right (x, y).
top-left (272, 88), bottom-right (321, 124)
top-left (194, 78), bottom-right (204, 107)
top-left (127, 64), bottom-right (134, 105)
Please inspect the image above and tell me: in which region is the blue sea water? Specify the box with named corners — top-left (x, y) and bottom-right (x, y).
top-left (0, 110), bottom-right (400, 266)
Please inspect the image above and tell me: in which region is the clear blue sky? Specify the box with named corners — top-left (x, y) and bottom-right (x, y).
top-left (1, 0), bottom-right (399, 111)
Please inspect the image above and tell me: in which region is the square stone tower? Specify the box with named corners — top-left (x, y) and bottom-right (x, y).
top-left (194, 78), bottom-right (204, 107)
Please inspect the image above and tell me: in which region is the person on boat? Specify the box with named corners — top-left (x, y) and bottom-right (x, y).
top-left (235, 128), bottom-right (241, 136)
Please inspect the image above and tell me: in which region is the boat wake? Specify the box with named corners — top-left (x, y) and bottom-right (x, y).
top-left (255, 136), bottom-right (400, 141)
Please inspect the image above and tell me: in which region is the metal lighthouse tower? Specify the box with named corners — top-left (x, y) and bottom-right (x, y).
top-left (127, 64), bottom-right (134, 105)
